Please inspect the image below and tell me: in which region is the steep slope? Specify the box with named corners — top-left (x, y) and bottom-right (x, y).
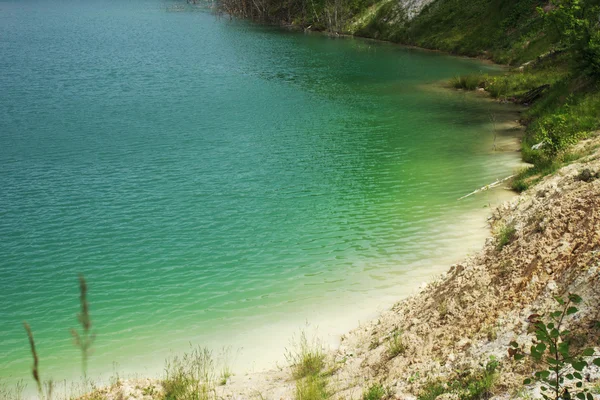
top-left (352, 0), bottom-right (553, 64)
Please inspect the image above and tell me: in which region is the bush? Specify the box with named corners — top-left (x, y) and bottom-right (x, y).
top-left (541, 0), bottom-right (600, 77)
top-left (509, 294), bottom-right (600, 400)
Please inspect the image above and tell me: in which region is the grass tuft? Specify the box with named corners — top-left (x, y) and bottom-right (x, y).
top-left (495, 224), bottom-right (516, 251)
top-left (386, 331), bottom-right (406, 358)
top-left (0, 380), bottom-right (24, 400)
top-left (163, 346), bottom-right (216, 400)
top-left (295, 374), bottom-right (329, 400)
top-left (450, 74), bottom-right (484, 91)
top-left (286, 331), bottom-right (325, 380)
top-left (362, 383), bottom-right (391, 400)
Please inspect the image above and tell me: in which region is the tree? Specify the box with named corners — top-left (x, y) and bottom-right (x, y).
top-left (542, 0), bottom-right (600, 77)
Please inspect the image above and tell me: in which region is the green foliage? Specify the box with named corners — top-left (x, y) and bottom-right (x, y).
top-left (362, 383), bottom-right (391, 400)
top-left (509, 294), bottom-right (600, 400)
top-left (496, 224), bottom-right (517, 250)
top-left (527, 88), bottom-right (600, 156)
top-left (387, 331), bottom-right (407, 358)
top-left (375, 0), bottom-right (553, 64)
top-left (417, 358), bottom-right (499, 400)
top-left (417, 382), bottom-right (446, 400)
top-left (163, 346), bottom-right (216, 400)
top-left (541, 0), bottom-right (600, 77)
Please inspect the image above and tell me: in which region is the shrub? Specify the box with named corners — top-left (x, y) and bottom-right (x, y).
top-left (541, 0), bottom-right (600, 77)
top-left (509, 294), bottom-right (600, 400)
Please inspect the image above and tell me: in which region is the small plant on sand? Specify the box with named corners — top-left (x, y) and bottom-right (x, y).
top-left (495, 223), bottom-right (516, 251)
top-left (71, 275), bottom-right (95, 380)
top-left (163, 346), bottom-right (216, 400)
top-left (295, 374), bottom-right (329, 400)
top-left (362, 383), bottom-right (392, 400)
top-left (387, 331), bottom-right (406, 358)
top-left (0, 379), bottom-right (24, 400)
top-left (286, 331), bottom-right (325, 379)
top-left (219, 365), bottom-right (232, 386)
top-left (286, 331), bottom-right (330, 400)
top-left (509, 294), bottom-right (600, 400)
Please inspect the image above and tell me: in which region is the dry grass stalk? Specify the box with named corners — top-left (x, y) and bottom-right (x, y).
top-left (71, 274), bottom-right (95, 379)
top-left (23, 322), bottom-right (43, 397)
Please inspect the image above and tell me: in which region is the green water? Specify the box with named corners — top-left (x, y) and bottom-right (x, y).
top-left (0, 0), bottom-right (521, 389)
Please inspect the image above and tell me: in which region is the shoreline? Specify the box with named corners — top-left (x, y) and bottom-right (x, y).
top-left (11, 83), bottom-right (529, 400)
top-left (81, 133), bottom-right (600, 399)
top-left (71, 90), bottom-right (529, 399)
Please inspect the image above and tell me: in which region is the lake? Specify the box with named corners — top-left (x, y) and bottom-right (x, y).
top-left (0, 0), bottom-right (521, 389)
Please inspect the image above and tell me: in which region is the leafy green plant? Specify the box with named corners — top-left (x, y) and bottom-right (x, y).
top-left (509, 294), bottom-right (600, 400)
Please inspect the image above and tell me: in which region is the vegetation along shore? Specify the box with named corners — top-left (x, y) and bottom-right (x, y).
top-left (4, 0), bottom-right (600, 398)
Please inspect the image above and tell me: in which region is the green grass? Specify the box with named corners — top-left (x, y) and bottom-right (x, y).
top-left (286, 331), bottom-right (326, 380)
top-left (450, 74), bottom-right (484, 90)
top-left (386, 331), bottom-right (406, 358)
top-left (162, 346), bottom-right (216, 400)
top-left (355, 0), bottom-right (555, 64)
top-left (362, 383), bottom-right (391, 400)
top-left (495, 224), bottom-right (517, 251)
top-left (295, 374), bottom-right (329, 400)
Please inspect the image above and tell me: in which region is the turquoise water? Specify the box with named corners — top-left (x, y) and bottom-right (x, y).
top-left (1, 0), bottom-right (521, 388)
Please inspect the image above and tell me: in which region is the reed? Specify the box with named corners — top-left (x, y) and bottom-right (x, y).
top-left (71, 275), bottom-right (95, 380)
top-left (23, 322), bottom-right (43, 397)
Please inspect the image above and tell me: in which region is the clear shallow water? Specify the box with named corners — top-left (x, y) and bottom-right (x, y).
top-left (1, 0), bottom-right (521, 388)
